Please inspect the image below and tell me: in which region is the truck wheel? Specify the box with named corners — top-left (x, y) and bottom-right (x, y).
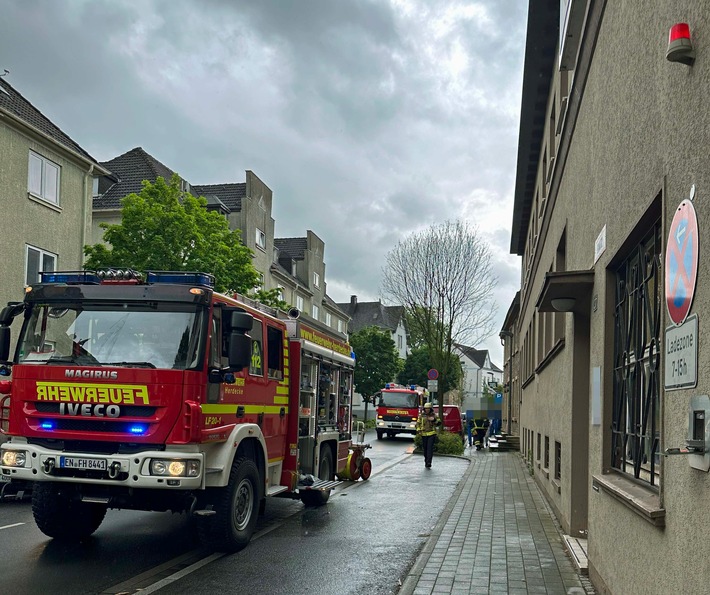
top-left (376, 430), bottom-right (383, 440)
top-left (32, 483), bottom-right (106, 540)
top-left (301, 446), bottom-right (333, 507)
top-left (199, 457), bottom-right (260, 552)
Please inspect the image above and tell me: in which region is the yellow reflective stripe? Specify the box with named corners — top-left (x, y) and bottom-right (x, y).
top-left (276, 386), bottom-right (289, 395)
top-left (268, 456), bottom-right (285, 464)
top-left (274, 396), bottom-right (289, 405)
top-left (201, 404), bottom-right (289, 415)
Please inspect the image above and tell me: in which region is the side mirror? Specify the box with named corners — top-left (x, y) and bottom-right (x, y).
top-left (228, 333), bottom-right (251, 370)
top-left (230, 311), bottom-right (253, 333)
top-left (0, 326), bottom-right (10, 361)
top-left (0, 302), bottom-right (24, 326)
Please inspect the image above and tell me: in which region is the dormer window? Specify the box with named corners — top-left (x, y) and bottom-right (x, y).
top-left (313, 272), bottom-right (320, 288)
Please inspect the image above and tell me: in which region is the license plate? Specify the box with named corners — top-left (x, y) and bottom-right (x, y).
top-left (392, 423), bottom-right (402, 428)
top-left (59, 456), bottom-right (107, 470)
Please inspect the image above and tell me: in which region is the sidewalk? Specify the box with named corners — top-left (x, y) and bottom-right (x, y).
top-left (399, 450), bottom-right (596, 595)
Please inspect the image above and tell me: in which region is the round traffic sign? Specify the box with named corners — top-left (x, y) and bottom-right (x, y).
top-left (427, 369), bottom-right (439, 380)
top-left (665, 199), bottom-right (699, 325)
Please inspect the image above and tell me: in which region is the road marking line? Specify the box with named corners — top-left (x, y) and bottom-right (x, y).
top-left (108, 450), bottom-right (414, 593)
top-left (0, 522), bottom-right (24, 530)
top-left (134, 552), bottom-right (225, 594)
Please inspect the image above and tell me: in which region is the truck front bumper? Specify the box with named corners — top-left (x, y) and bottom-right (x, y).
top-left (0, 440), bottom-right (204, 490)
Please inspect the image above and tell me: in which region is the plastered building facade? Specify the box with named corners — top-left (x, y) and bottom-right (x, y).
top-left (504, 1), bottom-right (710, 593)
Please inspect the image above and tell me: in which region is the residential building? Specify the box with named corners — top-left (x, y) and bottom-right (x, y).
top-left (336, 296), bottom-right (407, 359)
top-left (504, 2), bottom-right (710, 593)
top-left (336, 296), bottom-right (408, 420)
top-left (0, 78), bottom-right (107, 338)
top-left (91, 148), bottom-right (349, 334)
top-left (453, 344), bottom-right (503, 417)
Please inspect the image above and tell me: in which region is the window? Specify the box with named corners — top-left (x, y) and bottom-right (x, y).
top-left (276, 286), bottom-right (284, 302)
top-left (266, 325), bottom-right (284, 379)
top-left (555, 441), bottom-right (561, 480)
top-left (397, 335), bottom-right (403, 349)
top-left (612, 219), bottom-right (662, 488)
top-left (325, 312), bottom-right (332, 327)
top-left (249, 320), bottom-right (263, 376)
top-left (256, 228), bottom-right (266, 250)
top-left (296, 295), bottom-right (304, 311)
top-left (537, 433), bottom-right (541, 461)
top-left (25, 245), bottom-right (56, 286)
top-left (544, 436), bottom-right (549, 469)
top-left (313, 272), bottom-right (320, 288)
top-left (28, 151), bottom-right (60, 205)
top-left (92, 177), bottom-right (100, 198)
top-left (337, 319), bottom-right (343, 333)
top-left (254, 273), bottom-right (264, 291)
top-left (311, 304), bottom-right (319, 320)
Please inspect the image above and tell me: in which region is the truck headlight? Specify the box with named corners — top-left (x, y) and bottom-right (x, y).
top-left (2, 450), bottom-right (27, 467)
top-left (150, 459), bottom-right (200, 477)
top-left (377, 421), bottom-right (385, 427)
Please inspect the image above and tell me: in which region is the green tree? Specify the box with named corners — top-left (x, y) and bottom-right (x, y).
top-left (84, 175), bottom-right (260, 294)
top-left (381, 220), bottom-right (497, 412)
top-left (350, 326), bottom-right (401, 404)
top-left (397, 346), bottom-right (463, 395)
top-left (251, 287), bottom-right (291, 312)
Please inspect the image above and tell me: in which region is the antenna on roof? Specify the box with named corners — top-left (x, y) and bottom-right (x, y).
top-left (0, 70), bottom-right (9, 77)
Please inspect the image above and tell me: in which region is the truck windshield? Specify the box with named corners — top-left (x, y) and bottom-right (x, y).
top-left (16, 302), bottom-right (205, 370)
top-left (379, 391), bottom-right (418, 408)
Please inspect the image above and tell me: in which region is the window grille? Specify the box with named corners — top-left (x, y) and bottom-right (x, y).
top-left (611, 222), bottom-right (662, 488)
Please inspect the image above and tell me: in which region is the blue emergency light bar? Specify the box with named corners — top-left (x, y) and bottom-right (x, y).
top-left (128, 424), bottom-right (147, 435)
top-left (39, 271), bottom-right (101, 285)
top-left (146, 271), bottom-right (215, 288)
top-left (40, 421), bottom-right (56, 430)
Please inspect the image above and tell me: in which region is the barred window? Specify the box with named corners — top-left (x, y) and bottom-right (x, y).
top-left (611, 220), bottom-right (662, 488)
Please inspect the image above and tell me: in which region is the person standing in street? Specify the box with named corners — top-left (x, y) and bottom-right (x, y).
top-left (417, 402), bottom-right (440, 468)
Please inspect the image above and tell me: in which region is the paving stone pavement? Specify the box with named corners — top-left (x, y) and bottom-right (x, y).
top-left (399, 451), bottom-right (596, 595)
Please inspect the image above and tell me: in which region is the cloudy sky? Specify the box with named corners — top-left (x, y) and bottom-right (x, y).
top-left (1, 0), bottom-right (527, 364)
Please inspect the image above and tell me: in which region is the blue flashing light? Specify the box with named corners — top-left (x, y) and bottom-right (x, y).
top-left (40, 421), bottom-right (55, 430)
top-left (146, 271), bottom-right (215, 288)
top-left (128, 424), bottom-right (147, 435)
top-left (385, 383), bottom-right (391, 389)
top-left (410, 385), bottom-right (416, 390)
top-left (40, 271), bottom-right (101, 285)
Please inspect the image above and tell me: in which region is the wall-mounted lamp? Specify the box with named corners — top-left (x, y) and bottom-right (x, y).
top-left (551, 297), bottom-right (576, 312)
top-left (667, 23), bottom-right (695, 66)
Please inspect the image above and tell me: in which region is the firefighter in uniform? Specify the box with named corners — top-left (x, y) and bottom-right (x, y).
top-left (472, 417), bottom-right (486, 450)
top-left (417, 402), bottom-right (441, 468)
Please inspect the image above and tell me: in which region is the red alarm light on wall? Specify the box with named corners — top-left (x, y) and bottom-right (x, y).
top-left (667, 23), bottom-right (695, 65)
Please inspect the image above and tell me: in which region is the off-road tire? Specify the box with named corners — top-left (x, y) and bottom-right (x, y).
top-left (300, 446), bottom-right (333, 507)
top-left (32, 483), bottom-right (107, 540)
top-left (198, 457), bottom-right (261, 552)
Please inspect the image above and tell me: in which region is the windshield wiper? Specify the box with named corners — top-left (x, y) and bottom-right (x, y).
top-left (103, 361), bottom-right (157, 369)
top-left (38, 355), bottom-right (101, 366)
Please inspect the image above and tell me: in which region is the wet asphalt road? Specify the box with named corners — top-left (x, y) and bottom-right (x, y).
top-left (0, 432), bottom-right (468, 595)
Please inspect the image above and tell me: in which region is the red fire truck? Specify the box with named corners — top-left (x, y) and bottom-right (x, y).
top-left (0, 270), bottom-right (359, 551)
top-left (374, 383), bottom-right (427, 440)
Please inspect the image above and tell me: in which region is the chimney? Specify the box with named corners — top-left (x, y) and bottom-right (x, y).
top-left (350, 295), bottom-right (357, 308)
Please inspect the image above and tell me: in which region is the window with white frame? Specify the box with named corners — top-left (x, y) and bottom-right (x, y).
top-left (28, 151), bottom-right (60, 205)
top-left (325, 312), bottom-right (332, 327)
top-left (313, 271), bottom-right (320, 288)
top-left (256, 228), bottom-right (266, 250)
top-left (25, 245), bottom-right (56, 286)
top-left (296, 295), bottom-right (304, 311)
top-left (337, 319), bottom-right (343, 333)
top-left (254, 273), bottom-right (264, 291)
top-left (311, 304), bottom-right (319, 320)
top-left (276, 286), bottom-right (284, 301)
